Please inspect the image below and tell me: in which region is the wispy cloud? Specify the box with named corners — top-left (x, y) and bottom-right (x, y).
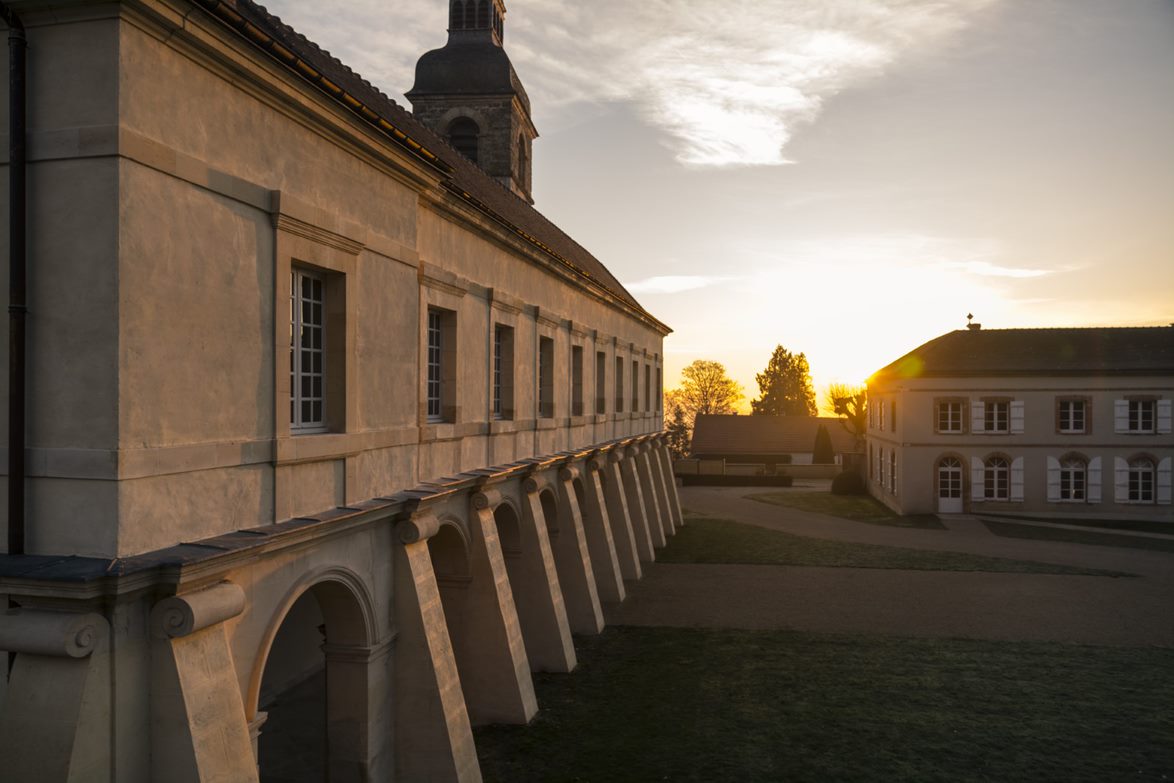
top-left (260, 0), bottom-right (998, 168)
top-left (625, 275), bottom-right (735, 294)
top-left (939, 260), bottom-right (1051, 278)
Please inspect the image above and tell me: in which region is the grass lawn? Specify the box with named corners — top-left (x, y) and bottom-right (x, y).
top-left (983, 519), bottom-right (1174, 554)
top-left (749, 491), bottom-right (945, 529)
top-left (981, 514), bottom-right (1174, 536)
top-left (475, 627), bottom-right (1174, 782)
top-left (659, 517), bottom-right (1128, 576)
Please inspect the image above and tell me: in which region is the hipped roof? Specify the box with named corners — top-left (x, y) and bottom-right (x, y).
top-left (871, 326), bottom-right (1174, 383)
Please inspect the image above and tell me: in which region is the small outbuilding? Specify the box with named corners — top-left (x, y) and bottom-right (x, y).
top-left (690, 414), bottom-right (857, 471)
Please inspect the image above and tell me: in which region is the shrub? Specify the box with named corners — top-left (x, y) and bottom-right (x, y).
top-left (831, 470), bottom-right (866, 495)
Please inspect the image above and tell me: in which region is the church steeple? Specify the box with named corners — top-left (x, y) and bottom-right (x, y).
top-left (448, 0), bottom-right (506, 45)
top-left (406, 0), bottom-right (538, 204)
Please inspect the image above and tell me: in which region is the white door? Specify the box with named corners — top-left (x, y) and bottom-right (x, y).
top-left (937, 457), bottom-right (964, 514)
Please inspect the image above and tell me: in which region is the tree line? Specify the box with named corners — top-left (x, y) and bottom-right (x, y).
top-left (663, 346), bottom-right (866, 458)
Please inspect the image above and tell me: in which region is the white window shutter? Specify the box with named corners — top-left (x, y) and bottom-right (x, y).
top-left (1114, 457), bottom-right (1128, 502)
top-left (1010, 400), bottom-right (1025, 434)
top-left (1157, 400), bottom-right (1172, 435)
top-left (971, 457), bottom-right (985, 501)
top-left (1158, 457), bottom-right (1172, 505)
top-left (1088, 457), bottom-right (1102, 503)
top-left (1046, 456), bottom-right (1060, 502)
top-left (972, 400), bottom-right (985, 434)
top-left (1114, 400), bottom-right (1128, 433)
top-left (1010, 457), bottom-right (1024, 502)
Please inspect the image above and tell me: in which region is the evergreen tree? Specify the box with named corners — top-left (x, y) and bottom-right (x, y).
top-left (665, 403), bottom-right (691, 458)
top-left (812, 423), bottom-right (836, 464)
top-left (750, 345), bottom-right (816, 416)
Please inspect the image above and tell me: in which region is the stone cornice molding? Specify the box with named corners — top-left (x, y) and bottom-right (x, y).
top-left (274, 213), bottom-right (363, 256)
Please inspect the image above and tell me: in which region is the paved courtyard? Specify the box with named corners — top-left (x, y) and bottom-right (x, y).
top-left (607, 485), bottom-right (1174, 647)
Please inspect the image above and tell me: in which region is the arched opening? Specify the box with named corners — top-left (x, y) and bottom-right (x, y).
top-left (1127, 455), bottom-right (1156, 503)
top-left (476, 0), bottom-right (489, 28)
top-left (256, 579), bottom-right (372, 782)
top-left (450, 0), bottom-right (465, 29)
top-left (936, 455), bottom-right (963, 513)
top-left (1059, 454), bottom-right (1088, 502)
top-left (539, 488), bottom-right (559, 543)
top-left (463, 0), bottom-right (475, 29)
top-left (448, 117), bottom-right (480, 164)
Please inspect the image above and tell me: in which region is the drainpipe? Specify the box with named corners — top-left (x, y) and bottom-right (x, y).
top-left (2, 2), bottom-right (26, 558)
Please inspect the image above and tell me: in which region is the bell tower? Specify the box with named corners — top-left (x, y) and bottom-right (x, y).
top-left (407, 0), bottom-right (539, 203)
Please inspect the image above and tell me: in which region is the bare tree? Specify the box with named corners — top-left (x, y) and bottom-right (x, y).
top-left (826, 383), bottom-right (867, 450)
top-left (673, 359), bottom-right (743, 427)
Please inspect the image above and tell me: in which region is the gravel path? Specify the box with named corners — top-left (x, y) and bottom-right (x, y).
top-left (604, 487), bottom-right (1174, 647)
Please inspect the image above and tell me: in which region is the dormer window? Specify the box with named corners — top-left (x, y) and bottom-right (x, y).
top-left (448, 117), bottom-right (480, 163)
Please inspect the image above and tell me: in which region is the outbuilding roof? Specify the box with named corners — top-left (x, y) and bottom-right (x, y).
top-left (871, 326), bottom-right (1174, 382)
top-left (690, 414), bottom-right (856, 457)
top-left (190, 0), bottom-right (664, 332)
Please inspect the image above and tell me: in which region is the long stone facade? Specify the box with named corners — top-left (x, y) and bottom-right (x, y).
top-left (0, 0), bottom-right (680, 779)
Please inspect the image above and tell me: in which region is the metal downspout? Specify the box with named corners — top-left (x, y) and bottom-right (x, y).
top-left (1, 2), bottom-right (24, 559)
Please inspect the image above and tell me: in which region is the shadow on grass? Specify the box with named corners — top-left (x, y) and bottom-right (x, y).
top-left (749, 491), bottom-right (946, 529)
top-left (660, 517), bottom-right (1129, 576)
top-left (476, 627), bottom-right (1174, 782)
top-left (983, 519), bottom-right (1174, 554)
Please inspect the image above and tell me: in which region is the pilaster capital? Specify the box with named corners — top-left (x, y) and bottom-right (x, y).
top-left (471, 487), bottom-right (502, 510)
top-left (608, 448), bottom-right (626, 463)
top-left (153, 581), bottom-right (245, 639)
top-left (522, 477), bottom-right (540, 494)
top-left (398, 513), bottom-right (441, 544)
top-left (0, 609), bottom-right (108, 658)
top-left (559, 465), bottom-right (580, 482)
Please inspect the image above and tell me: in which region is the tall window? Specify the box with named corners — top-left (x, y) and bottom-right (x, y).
top-left (1128, 457), bottom-right (1155, 502)
top-left (290, 269), bottom-right (325, 431)
top-left (427, 310), bottom-right (443, 421)
top-left (493, 324), bottom-right (514, 420)
top-left (1058, 399), bottom-right (1087, 434)
top-left (1060, 457), bottom-right (1086, 501)
top-left (938, 457), bottom-right (963, 501)
top-left (631, 359), bottom-right (639, 412)
top-left (644, 364), bottom-right (651, 413)
top-left (538, 337), bottom-right (554, 418)
top-left (985, 401), bottom-right (1010, 433)
top-left (571, 346), bottom-right (584, 416)
top-left (448, 117), bottom-right (480, 164)
top-left (984, 456), bottom-right (1010, 500)
top-left (889, 451), bottom-right (897, 493)
top-left (596, 351), bottom-right (607, 414)
top-left (615, 356), bottom-right (625, 413)
top-left (656, 368), bottom-right (662, 411)
top-left (937, 400), bottom-right (963, 433)
top-left (1128, 400), bottom-right (1156, 433)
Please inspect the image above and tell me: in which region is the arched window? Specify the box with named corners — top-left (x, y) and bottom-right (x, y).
top-left (448, 117), bottom-right (480, 163)
top-left (476, 0), bottom-right (489, 28)
top-left (1059, 456), bottom-right (1087, 501)
top-left (938, 457), bottom-right (963, 499)
top-left (464, 0), bottom-right (475, 28)
top-left (984, 456), bottom-right (1009, 500)
top-left (450, 0), bottom-right (465, 29)
top-left (517, 135), bottom-right (527, 181)
top-left (1128, 457), bottom-right (1155, 503)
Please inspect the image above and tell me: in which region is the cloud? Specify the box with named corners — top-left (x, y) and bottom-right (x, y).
top-left (624, 275), bottom-right (734, 294)
top-left (259, 0), bottom-right (999, 168)
top-left (939, 260), bottom-right (1051, 278)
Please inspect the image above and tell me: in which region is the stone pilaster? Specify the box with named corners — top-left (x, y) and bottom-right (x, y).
top-left (512, 479), bottom-right (576, 672)
top-left (579, 456), bottom-right (626, 602)
top-left (150, 582), bottom-right (258, 783)
top-left (393, 517), bottom-right (481, 783)
top-left (551, 465), bottom-right (605, 633)
top-left (618, 448), bottom-right (656, 562)
top-left (0, 609), bottom-right (112, 783)
top-left (600, 449), bottom-right (643, 580)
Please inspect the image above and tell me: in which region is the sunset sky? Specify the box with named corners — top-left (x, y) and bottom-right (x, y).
top-left (264, 0), bottom-right (1174, 411)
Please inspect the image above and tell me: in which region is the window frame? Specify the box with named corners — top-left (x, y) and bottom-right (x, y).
top-left (983, 398), bottom-right (1011, 434)
top-left (1128, 399), bottom-right (1156, 434)
top-left (935, 398), bottom-right (966, 434)
top-left (595, 350), bottom-right (607, 415)
top-left (1059, 456), bottom-right (1087, 502)
top-left (492, 323), bottom-right (515, 421)
top-left (1128, 457), bottom-right (1155, 503)
top-left (290, 267), bottom-right (327, 434)
top-left (538, 336), bottom-right (555, 419)
top-left (984, 455), bottom-right (1010, 501)
top-left (1056, 397), bottom-right (1088, 434)
top-left (571, 345), bottom-right (584, 417)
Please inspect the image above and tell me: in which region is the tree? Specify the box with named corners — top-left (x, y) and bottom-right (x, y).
top-left (674, 360), bottom-right (744, 424)
top-left (826, 383), bottom-right (867, 450)
top-left (665, 403), bottom-right (691, 459)
top-left (812, 423), bottom-right (836, 464)
top-left (750, 345), bottom-right (816, 416)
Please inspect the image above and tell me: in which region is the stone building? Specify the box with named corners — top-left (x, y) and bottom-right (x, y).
top-left (0, 0), bottom-right (681, 780)
top-left (866, 325), bottom-right (1173, 519)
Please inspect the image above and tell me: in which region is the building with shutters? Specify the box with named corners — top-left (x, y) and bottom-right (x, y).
top-left (865, 325), bottom-right (1173, 519)
top-left (0, 1), bottom-right (681, 781)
